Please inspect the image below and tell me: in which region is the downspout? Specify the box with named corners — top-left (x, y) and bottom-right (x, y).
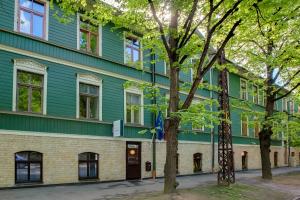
top-left (210, 68), bottom-right (215, 173)
top-left (151, 53), bottom-right (157, 179)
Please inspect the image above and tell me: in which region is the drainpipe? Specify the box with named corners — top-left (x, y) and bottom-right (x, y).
top-left (210, 68), bottom-right (215, 173)
top-left (151, 53), bottom-right (157, 179)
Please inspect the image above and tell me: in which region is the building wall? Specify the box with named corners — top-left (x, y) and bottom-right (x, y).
top-left (1, 131), bottom-right (299, 188)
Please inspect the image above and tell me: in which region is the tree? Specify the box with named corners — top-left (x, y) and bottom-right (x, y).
top-left (228, 0), bottom-right (300, 179)
top-left (54, 0), bottom-right (251, 193)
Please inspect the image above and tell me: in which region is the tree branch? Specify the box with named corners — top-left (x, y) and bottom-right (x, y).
top-left (274, 69), bottom-right (300, 94)
top-left (181, 19), bottom-right (241, 110)
top-left (178, 0), bottom-right (199, 49)
top-left (148, 0), bottom-right (171, 56)
top-left (274, 83), bottom-right (300, 101)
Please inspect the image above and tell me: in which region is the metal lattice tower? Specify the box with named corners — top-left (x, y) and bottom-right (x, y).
top-left (217, 52), bottom-right (235, 185)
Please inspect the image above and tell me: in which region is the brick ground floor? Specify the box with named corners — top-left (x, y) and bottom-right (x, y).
top-left (0, 130), bottom-right (299, 188)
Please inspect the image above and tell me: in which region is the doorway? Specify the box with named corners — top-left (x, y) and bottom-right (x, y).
top-left (126, 141), bottom-right (141, 180)
top-left (242, 151), bottom-right (248, 170)
top-left (193, 153), bottom-right (202, 173)
top-left (274, 152), bottom-right (278, 167)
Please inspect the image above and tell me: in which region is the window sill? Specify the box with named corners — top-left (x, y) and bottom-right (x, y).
top-left (15, 31), bottom-right (48, 42)
top-left (15, 182), bottom-right (43, 187)
top-left (125, 123), bottom-right (145, 127)
top-left (78, 178), bottom-right (100, 182)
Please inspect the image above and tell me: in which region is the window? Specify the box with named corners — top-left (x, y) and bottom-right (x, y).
top-left (17, 71), bottom-right (43, 113)
top-left (164, 61), bottom-right (170, 76)
top-left (76, 74), bottom-right (102, 120)
top-left (15, 151), bottom-right (42, 183)
top-left (193, 153), bottom-right (202, 173)
top-left (16, 0), bottom-right (48, 39)
top-left (79, 83), bottom-right (99, 119)
top-left (282, 98), bottom-right (288, 111)
top-left (253, 85), bottom-right (259, 104)
top-left (254, 122), bottom-right (260, 138)
top-left (240, 79), bottom-right (248, 100)
top-left (125, 91), bottom-right (143, 125)
top-left (79, 17), bottom-right (99, 54)
top-left (13, 59), bottom-right (47, 115)
top-left (191, 98), bottom-right (205, 132)
top-left (289, 100), bottom-right (294, 114)
top-left (263, 91), bottom-right (267, 106)
top-left (78, 152), bottom-right (99, 179)
top-left (125, 35), bottom-right (141, 65)
top-left (241, 116), bottom-right (248, 136)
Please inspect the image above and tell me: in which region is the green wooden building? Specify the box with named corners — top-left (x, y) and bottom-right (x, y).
top-left (0, 0), bottom-right (299, 188)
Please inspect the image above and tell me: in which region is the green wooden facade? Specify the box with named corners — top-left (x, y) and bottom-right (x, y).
top-left (0, 0), bottom-right (298, 146)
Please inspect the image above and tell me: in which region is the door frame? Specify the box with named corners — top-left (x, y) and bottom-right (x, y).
top-left (126, 141), bottom-right (141, 180)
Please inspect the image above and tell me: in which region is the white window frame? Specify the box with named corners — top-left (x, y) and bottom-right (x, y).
top-left (252, 84), bottom-right (259, 104)
top-left (289, 100), bottom-right (294, 114)
top-left (77, 14), bottom-right (102, 56)
top-left (14, 0), bottom-right (49, 40)
top-left (191, 98), bottom-right (205, 132)
top-left (164, 61), bottom-right (170, 76)
top-left (241, 116), bottom-right (249, 137)
top-left (76, 74), bottom-right (102, 121)
top-left (124, 87), bottom-right (144, 125)
top-left (123, 33), bottom-right (143, 68)
top-left (282, 97), bottom-right (288, 111)
top-left (240, 78), bottom-right (248, 100)
top-left (12, 59), bottom-right (48, 115)
top-left (190, 68), bottom-right (193, 82)
top-left (253, 116), bottom-right (260, 138)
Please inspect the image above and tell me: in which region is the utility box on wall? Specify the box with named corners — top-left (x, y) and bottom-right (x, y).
top-left (145, 161), bottom-right (151, 172)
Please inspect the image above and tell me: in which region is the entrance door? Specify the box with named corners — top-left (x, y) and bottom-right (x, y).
top-left (242, 151), bottom-right (248, 170)
top-left (126, 142), bottom-right (141, 180)
top-left (274, 152), bottom-right (278, 167)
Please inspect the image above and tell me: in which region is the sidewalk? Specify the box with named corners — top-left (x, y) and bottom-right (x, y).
top-left (0, 167), bottom-right (299, 200)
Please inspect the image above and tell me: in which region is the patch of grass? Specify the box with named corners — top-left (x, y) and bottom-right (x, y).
top-left (185, 183), bottom-right (288, 200)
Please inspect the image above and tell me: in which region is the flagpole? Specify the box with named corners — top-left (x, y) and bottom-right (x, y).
top-left (151, 53), bottom-right (157, 179)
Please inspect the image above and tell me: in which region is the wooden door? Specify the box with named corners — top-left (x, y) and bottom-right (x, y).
top-left (126, 142), bottom-right (141, 180)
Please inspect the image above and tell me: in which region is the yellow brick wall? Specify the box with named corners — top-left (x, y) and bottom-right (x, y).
top-left (0, 132), bottom-right (299, 188)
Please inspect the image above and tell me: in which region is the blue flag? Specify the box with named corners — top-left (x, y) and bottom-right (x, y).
top-left (155, 111), bottom-right (164, 140)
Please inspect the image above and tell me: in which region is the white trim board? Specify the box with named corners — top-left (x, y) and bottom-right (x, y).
top-left (0, 44), bottom-right (207, 100)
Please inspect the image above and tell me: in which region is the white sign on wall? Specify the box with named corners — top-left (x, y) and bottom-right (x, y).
top-left (113, 120), bottom-right (124, 137)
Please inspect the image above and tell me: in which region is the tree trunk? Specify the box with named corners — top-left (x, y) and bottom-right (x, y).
top-left (164, 118), bottom-right (179, 193)
top-left (259, 84), bottom-right (274, 179)
top-left (259, 129), bottom-right (272, 179)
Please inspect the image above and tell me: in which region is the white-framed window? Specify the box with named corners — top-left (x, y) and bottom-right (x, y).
top-left (76, 74), bottom-right (102, 120)
top-left (241, 115), bottom-right (248, 137)
top-left (124, 33), bottom-right (143, 67)
top-left (164, 61), bottom-right (170, 76)
top-left (12, 59), bottom-right (48, 115)
top-left (77, 14), bottom-right (102, 56)
top-left (252, 85), bottom-right (259, 104)
top-left (191, 98), bottom-right (205, 132)
top-left (282, 97), bottom-right (288, 111)
top-left (289, 100), bottom-right (294, 114)
top-left (240, 78), bottom-right (248, 100)
top-left (253, 116), bottom-right (260, 138)
top-left (14, 0), bottom-right (49, 40)
top-left (124, 87), bottom-right (144, 125)
top-left (190, 68), bottom-right (194, 82)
